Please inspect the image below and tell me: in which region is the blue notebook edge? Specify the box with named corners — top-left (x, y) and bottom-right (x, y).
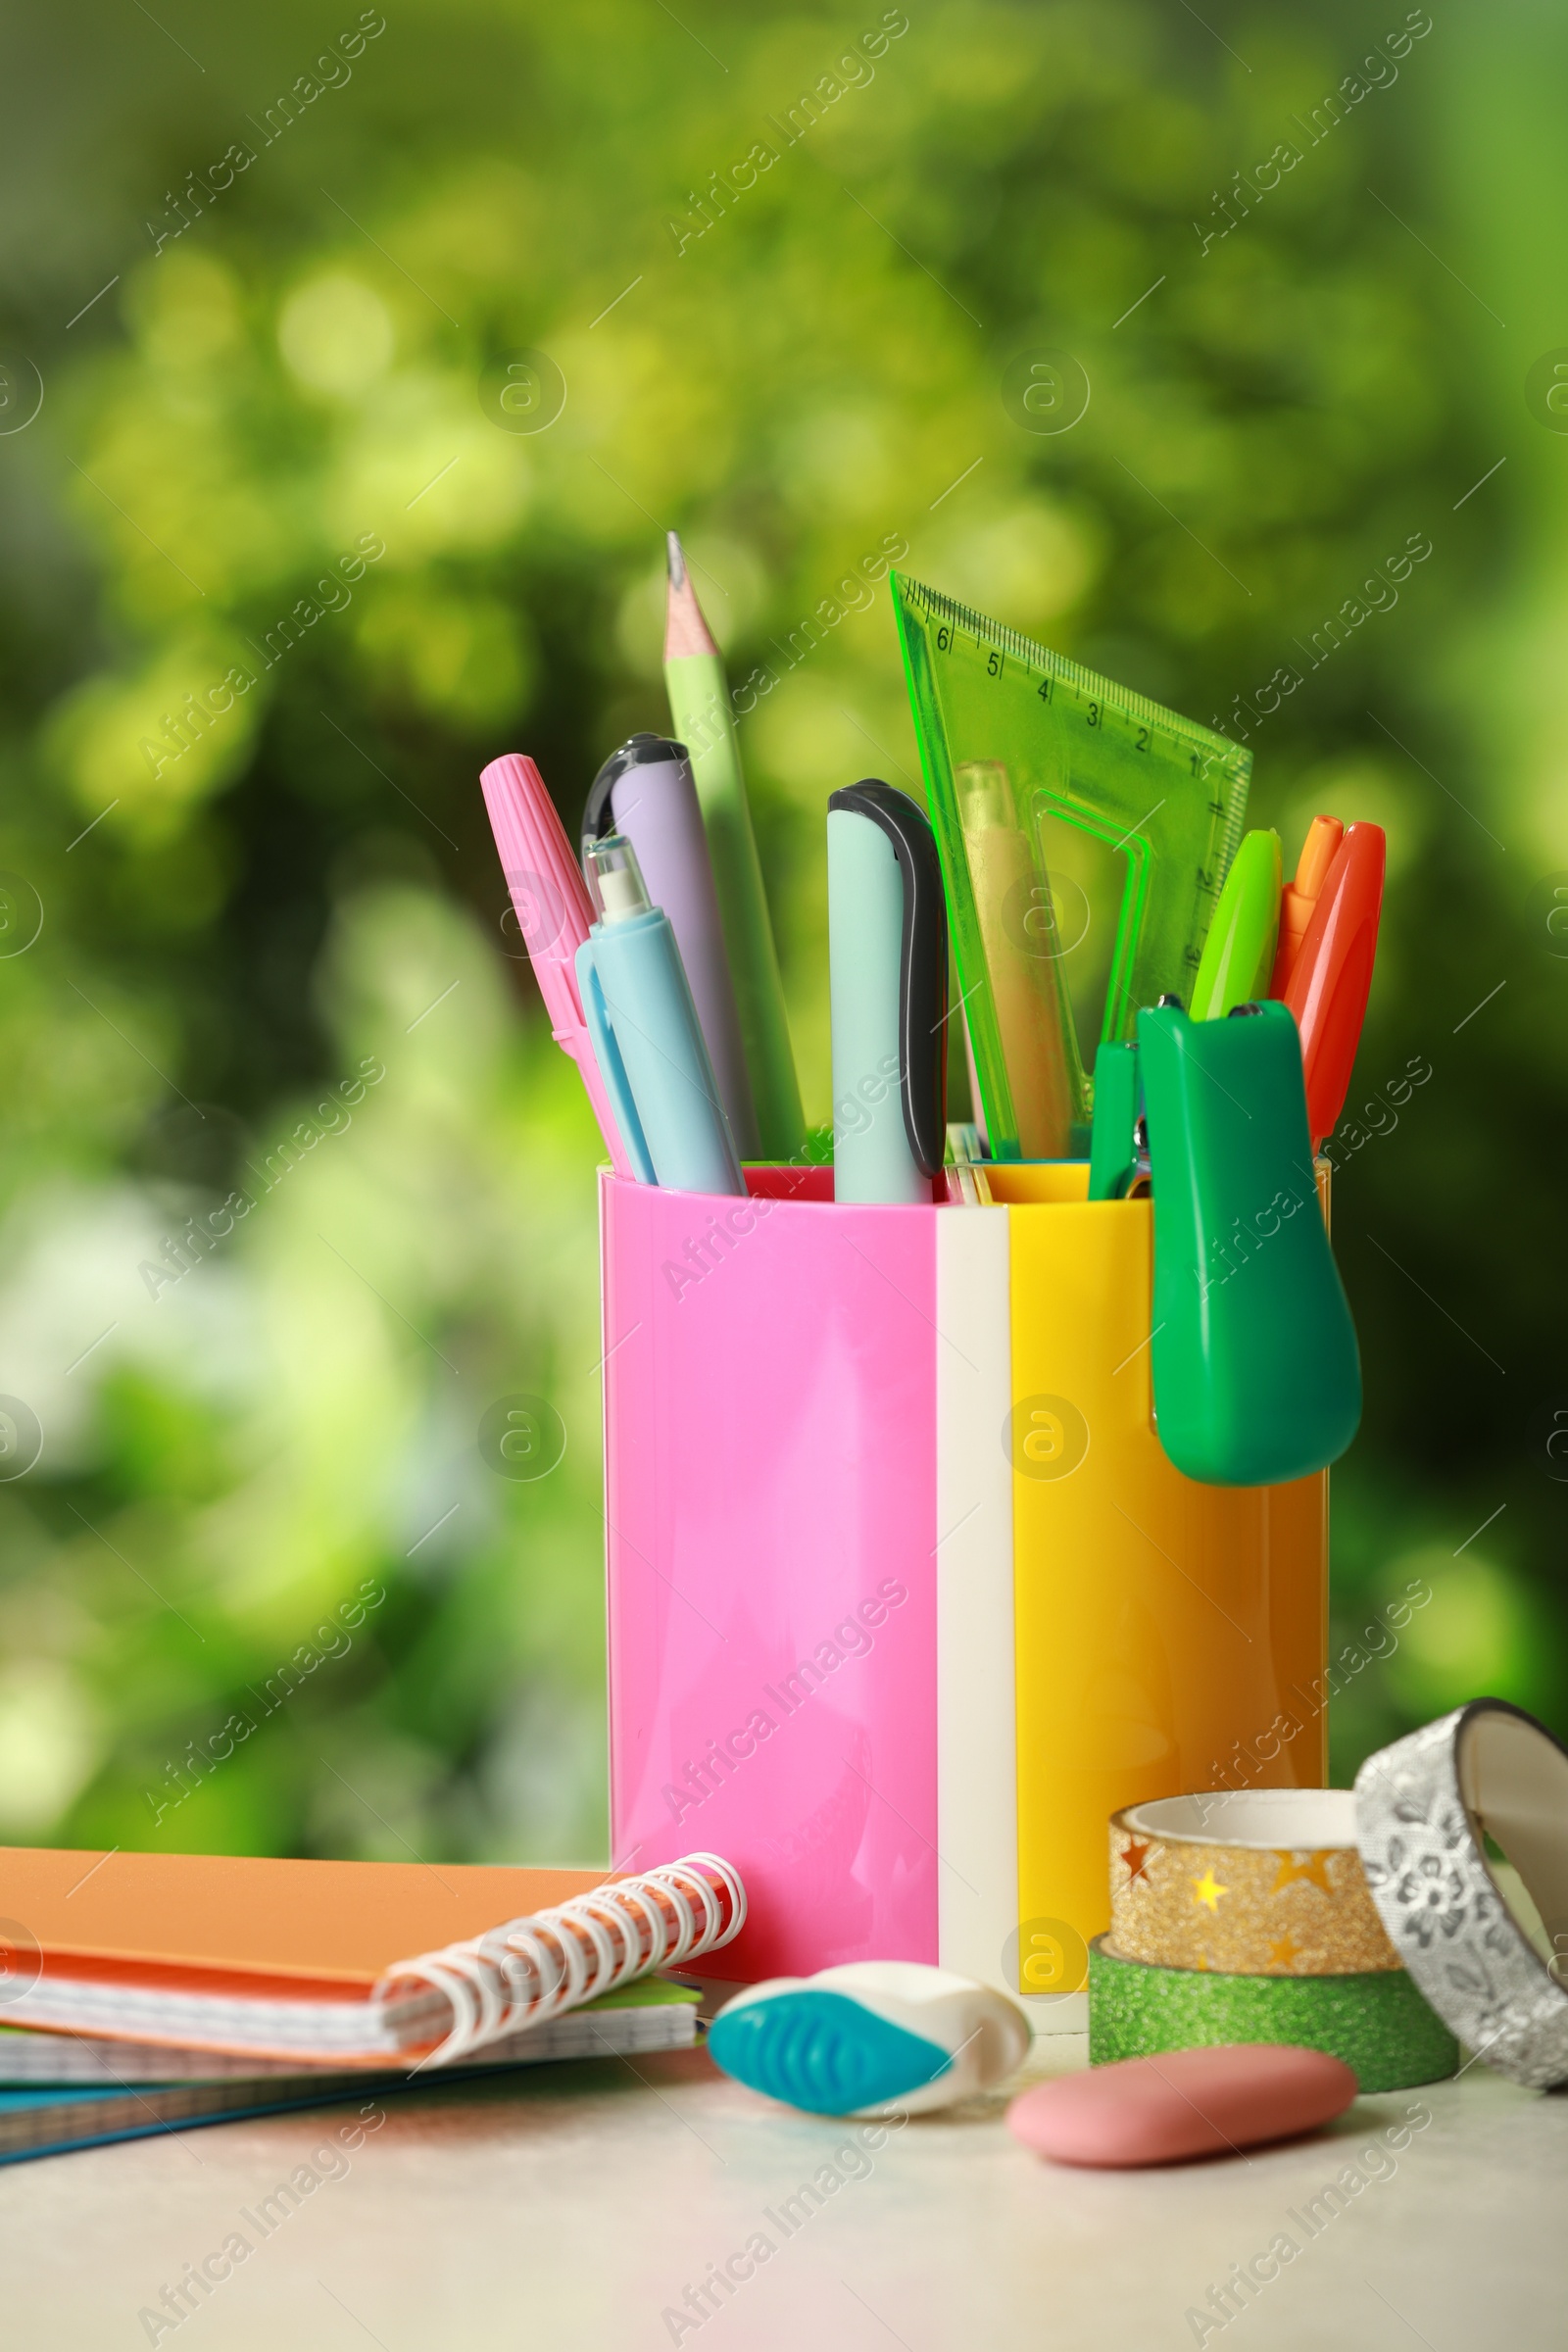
top-left (0, 2081), bottom-right (395, 2169)
top-left (0, 1980), bottom-right (704, 2165)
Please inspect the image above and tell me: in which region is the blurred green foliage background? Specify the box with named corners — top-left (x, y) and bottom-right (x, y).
top-left (0, 0), bottom-right (1561, 1866)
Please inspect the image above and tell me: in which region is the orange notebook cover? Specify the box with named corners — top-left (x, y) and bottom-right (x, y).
top-left (1, 1846), bottom-right (602, 1996)
top-left (0, 1846), bottom-right (743, 2065)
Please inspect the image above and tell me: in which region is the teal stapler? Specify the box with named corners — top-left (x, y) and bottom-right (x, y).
top-left (1087, 1040), bottom-right (1143, 1200)
top-left (1138, 1000), bottom-right (1361, 1487)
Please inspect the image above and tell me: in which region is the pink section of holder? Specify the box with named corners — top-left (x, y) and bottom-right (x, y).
top-left (603, 1167), bottom-right (940, 1981)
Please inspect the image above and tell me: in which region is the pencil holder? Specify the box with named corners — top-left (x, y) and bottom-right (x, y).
top-left (601, 1163), bottom-right (1328, 2020)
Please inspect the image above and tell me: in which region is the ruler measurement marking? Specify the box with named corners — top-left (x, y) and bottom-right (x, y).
top-left (903, 573), bottom-right (1241, 1025)
top-left (928, 581), bottom-right (1240, 763)
top-left (911, 581), bottom-right (1244, 932)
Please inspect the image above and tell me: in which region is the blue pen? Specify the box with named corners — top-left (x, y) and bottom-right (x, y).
top-left (574, 835), bottom-right (745, 1197)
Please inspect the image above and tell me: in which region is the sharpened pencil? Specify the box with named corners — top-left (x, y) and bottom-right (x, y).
top-left (663, 533), bottom-right (806, 1160)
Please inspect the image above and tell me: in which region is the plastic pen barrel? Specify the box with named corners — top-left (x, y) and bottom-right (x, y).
top-left (576, 837), bottom-right (745, 1198)
top-left (828, 780), bottom-right (947, 1206)
top-left (583, 735), bottom-right (759, 1158)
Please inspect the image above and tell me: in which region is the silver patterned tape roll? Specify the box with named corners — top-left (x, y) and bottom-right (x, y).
top-left (1354, 1698), bottom-right (1568, 2090)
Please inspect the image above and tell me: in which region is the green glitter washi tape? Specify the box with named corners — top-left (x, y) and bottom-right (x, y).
top-left (1089, 1936), bottom-right (1457, 2093)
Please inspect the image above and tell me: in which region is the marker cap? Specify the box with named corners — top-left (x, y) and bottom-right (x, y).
top-left (1282, 821), bottom-right (1386, 1146)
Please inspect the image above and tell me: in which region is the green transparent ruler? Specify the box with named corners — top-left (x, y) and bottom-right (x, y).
top-left (892, 573), bottom-right (1250, 1161)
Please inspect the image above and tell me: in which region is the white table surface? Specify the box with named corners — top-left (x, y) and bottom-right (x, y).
top-left (4, 2030), bottom-right (1562, 2349)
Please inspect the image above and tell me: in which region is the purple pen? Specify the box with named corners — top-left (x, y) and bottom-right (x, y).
top-left (583, 735), bottom-right (759, 1158)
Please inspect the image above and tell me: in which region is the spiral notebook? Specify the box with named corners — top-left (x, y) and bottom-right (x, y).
top-left (0, 1978), bottom-right (700, 2082)
top-left (0, 1846), bottom-right (743, 2066)
top-left (0, 1982), bottom-right (703, 2166)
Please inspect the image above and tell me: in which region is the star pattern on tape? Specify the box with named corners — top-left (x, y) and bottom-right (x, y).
top-left (1120, 1839), bottom-right (1151, 1885)
top-left (1267, 1932), bottom-right (1301, 1971)
top-left (1192, 1867), bottom-right (1228, 1913)
top-left (1271, 1849), bottom-right (1335, 1894)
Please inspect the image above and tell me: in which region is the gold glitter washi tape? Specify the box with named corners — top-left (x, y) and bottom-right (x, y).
top-left (1108, 1788), bottom-right (1400, 1977)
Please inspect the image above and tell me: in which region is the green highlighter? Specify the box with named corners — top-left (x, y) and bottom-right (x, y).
top-left (1189, 828), bottom-right (1282, 1020)
top-left (1139, 1000), bottom-right (1361, 1487)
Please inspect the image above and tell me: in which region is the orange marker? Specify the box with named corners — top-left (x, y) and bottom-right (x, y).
top-left (1283, 822), bottom-right (1387, 1149)
top-left (1269, 814), bottom-right (1344, 996)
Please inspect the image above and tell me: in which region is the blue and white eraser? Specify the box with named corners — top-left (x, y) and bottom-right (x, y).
top-left (706, 1961), bottom-right (1032, 2117)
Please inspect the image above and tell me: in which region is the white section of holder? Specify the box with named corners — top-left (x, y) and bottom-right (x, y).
top-left (1019, 1989), bottom-right (1088, 2035)
top-left (935, 1200), bottom-right (1018, 1995)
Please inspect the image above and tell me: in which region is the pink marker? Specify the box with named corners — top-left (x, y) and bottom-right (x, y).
top-left (480, 753), bottom-right (632, 1174)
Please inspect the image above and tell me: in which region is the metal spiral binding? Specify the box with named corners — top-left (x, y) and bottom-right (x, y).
top-left (377, 1851), bottom-right (747, 2066)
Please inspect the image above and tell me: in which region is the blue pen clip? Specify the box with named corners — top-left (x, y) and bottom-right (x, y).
top-left (576, 941), bottom-right (657, 1185)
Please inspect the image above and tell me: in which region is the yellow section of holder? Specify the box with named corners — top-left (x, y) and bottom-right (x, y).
top-left (997, 1162), bottom-right (1328, 1995)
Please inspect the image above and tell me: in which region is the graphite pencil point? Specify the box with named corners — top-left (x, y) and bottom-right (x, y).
top-left (664, 533), bottom-right (719, 661)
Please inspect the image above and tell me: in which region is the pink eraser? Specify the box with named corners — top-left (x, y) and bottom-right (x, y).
top-left (1006, 2043), bottom-right (1357, 2169)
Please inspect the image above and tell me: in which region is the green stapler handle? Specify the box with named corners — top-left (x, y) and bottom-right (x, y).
top-left (1088, 1040), bottom-right (1141, 1200)
top-left (1139, 999), bottom-right (1361, 1487)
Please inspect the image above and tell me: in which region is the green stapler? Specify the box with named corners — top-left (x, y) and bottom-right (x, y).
top-left (1139, 999), bottom-right (1361, 1487)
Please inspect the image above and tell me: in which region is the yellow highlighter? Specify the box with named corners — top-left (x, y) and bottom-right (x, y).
top-left (955, 761), bottom-right (1082, 1158)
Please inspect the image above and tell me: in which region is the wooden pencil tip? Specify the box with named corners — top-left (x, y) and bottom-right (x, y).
top-left (663, 533), bottom-right (718, 660)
